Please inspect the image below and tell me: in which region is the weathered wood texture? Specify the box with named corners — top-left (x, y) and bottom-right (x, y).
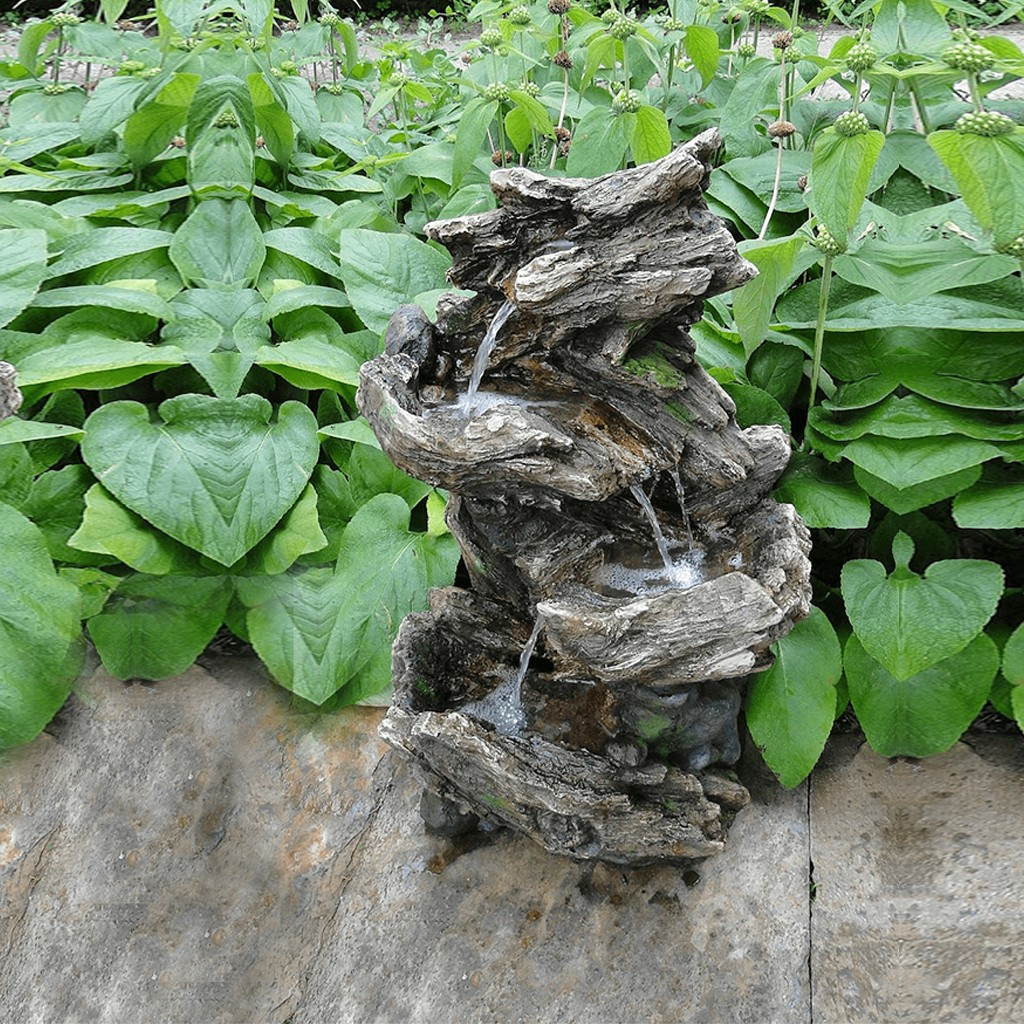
top-left (359, 131), bottom-right (812, 863)
top-left (0, 361), bottom-right (21, 420)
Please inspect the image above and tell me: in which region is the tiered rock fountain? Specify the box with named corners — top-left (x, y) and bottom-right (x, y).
top-left (358, 130), bottom-right (812, 865)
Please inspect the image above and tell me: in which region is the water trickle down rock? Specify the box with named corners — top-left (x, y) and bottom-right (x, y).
top-left (358, 130), bottom-right (812, 865)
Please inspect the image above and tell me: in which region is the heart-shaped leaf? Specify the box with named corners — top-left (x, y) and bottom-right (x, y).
top-left (236, 493), bottom-right (459, 705)
top-left (81, 394), bottom-right (319, 566)
top-left (87, 573), bottom-right (233, 681)
top-left (841, 532), bottom-right (1003, 681)
top-left (845, 633), bottom-right (998, 757)
top-left (0, 502), bottom-right (83, 749)
top-left (746, 607), bottom-right (842, 787)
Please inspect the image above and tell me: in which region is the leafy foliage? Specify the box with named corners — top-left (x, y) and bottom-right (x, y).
top-left (0, 0), bottom-right (1021, 779)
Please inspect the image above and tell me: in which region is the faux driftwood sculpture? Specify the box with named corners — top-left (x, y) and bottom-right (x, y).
top-left (359, 129), bottom-right (812, 865)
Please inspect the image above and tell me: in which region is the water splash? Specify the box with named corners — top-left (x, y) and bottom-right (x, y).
top-left (630, 483), bottom-right (674, 572)
top-left (668, 465), bottom-right (695, 549)
top-left (592, 548), bottom-right (708, 598)
top-left (465, 299), bottom-right (515, 408)
top-left (459, 614), bottom-right (545, 736)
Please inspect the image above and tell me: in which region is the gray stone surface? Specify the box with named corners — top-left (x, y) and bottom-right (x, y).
top-left (1, 656), bottom-right (812, 1024)
top-left (0, 657), bottom-right (391, 1024)
top-left (810, 736), bottom-right (1024, 1024)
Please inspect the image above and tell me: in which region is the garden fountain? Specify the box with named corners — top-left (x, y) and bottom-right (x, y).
top-left (358, 129), bottom-right (812, 865)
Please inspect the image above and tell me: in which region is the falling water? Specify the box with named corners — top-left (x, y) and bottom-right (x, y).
top-left (459, 614), bottom-right (545, 736)
top-left (465, 299), bottom-right (515, 407)
top-left (668, 465), bottom-right (695, 549)
top-left (630, 483), bottom-right (674, 572)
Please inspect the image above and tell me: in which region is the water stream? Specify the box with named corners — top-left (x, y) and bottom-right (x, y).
top-left (459, 614), bottom-right (545, 736)
top-left (465, 299), bottom-right (515, 408)
top-left (668, 465), bottom-right (695, 549)
top-left (630, 483), bottom-right (675, 572)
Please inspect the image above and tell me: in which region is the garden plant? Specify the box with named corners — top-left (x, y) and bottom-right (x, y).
top-left (0, 0), bottom-right (1022, 790)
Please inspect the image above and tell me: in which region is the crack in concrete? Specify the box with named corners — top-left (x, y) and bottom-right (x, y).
top-left (279, 751), bottom-right (397, 1023)
top-left (1, 824), bottom-right (61, 963)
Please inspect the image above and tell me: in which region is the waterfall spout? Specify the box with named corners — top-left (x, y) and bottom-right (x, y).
top-left (630, 483), bottom-right (674, 572)
top-left (465, 299), bottom-right (515, 407)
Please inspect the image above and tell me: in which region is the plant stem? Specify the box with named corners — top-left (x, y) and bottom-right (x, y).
top-left (791, 0), bottom-right (800, 23)
top-left (759, 140), bottom-right (785, 239)
top-left (664, 42), bottom-right (675, 112)
top-left (806, 253), bottom-right (833, 445)
top-left (968, 71), bottom-right (983, 113)
top-left (53, 27), bottom-right (64, 84)
top-left (852, 71), bottom-right (861, 112)
top-left (550, 67), bottom-right (570, 169)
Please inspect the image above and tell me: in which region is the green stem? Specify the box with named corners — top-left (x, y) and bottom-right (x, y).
top-left (758, 139), bottom-right (785, 239)
top-left (806, 253), bottom-right (833, 445)
top-left (882, 81), bottom-right (896, 133)
top-left (53, 27), bottom-right (64, 84)
top-left (791, 0), bottom-right (800, 23)
top-left (496, 101), bottom-right (508, 164)
top-left (968, 71), bottom-right (984, 113)
top-left (852, 72), bottom-right (861, 113)
top-left (664, 41), bottom-right (675, 112)
top-left (622, 40), bottom-right (630, 92)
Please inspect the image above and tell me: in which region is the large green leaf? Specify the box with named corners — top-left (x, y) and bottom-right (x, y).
top-left (631, 105), bottom-right (671, 166)
top-left (0, 228), bottom-right (47, 329)
top-left (853, 465), bottom-right (982, 515)
top-left (566, 108), bottom-right (634, 178)
top-left (732, 235), bottom-right (805, 357)
top-left (161, 289), bottom-right (269, 398)
top-left (684, 24), bottom-right (720, 87)
top-left (237, 493), bottom-right (459, 705)
top-left (809, 128), bottom-right (886, 249)
top-left (0, 502), bottom-right (83, 749)
top-left (79, 75), bottom-right (147, 144)
top-left (746, 607), bottom-right (842, 787)
top-left (124, 72), bottom-right (201, 168)
top-left (774, 451), bottom-right (871, 529)
top-left (841, 532), bottom-right (1003, 681)
top-left (839, 435), bottom-right (1001, 490)
top-left (87, 574), bottom-right (232, 681)
top-left (725, 151), bottom-right (811, 214)
top-left (69, 484), bottom-right (199, 575)
top-left (338, 228), bottom-right (450, 334)
top-left (928, 129), bottom-right (1024, 249)
top-left (21, 465), bottom-right (106, 565)
top-left (953, 476), bottom-right (1024, 529)
top-left (46, 227), bottom-right (172, 279)
top-left (845, 633), bottom-right (998, 758)
top-left (169, 199), bottom-right (266, 289)
top-left (81, 395), bottom-right (319, 566)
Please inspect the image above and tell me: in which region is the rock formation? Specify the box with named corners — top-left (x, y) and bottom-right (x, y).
top-left (358, 129), bottom-right (812, 864)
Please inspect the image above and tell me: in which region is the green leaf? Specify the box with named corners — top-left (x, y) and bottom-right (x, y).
top-left (263, 227), bottom-right (340, 278)
top-left (69, 484), bottom-right (200, 575)
top-left (87, 574), bottom-right (232, 681)
top-left (346, 443), bottom-right (433, 510)
top-left (21, 465), bottom-right (105, 565)
top-left (845, 633), bottom-right (998, 758)
top-left (774, 450), bottom-right (871, 529)
top-left (240, 484), bottom-right (326, 575)
top-left (748, 341), bottom-right (804, 408)
top-left (719, 59), bottom-right (778, 159)
top-left (631, 105), bottom-right (671, 166)
top-left (81, 395), bottom-right (319, 567)
top-left (504, 106), bottom-right (532, 154)
top-left (684, 24), bottom-right (720, 87)
top-left (809, 128), bottom-right (886, 249)
top-left (317, 417), bottom-right (381, 449)
top-left (567, 108), bottom-right (633, 178)
top-left (953, 476), bottom-right (1024, 529)
top-left (237, 493), bottom-right (459, 705)
top-left (928, 129), bottom-right (1024, 249)
top-left (725, 151), bottom-right (811, 214)
top-left (733, 235), bottom-right (805, 357)
top-left (169, 199), bottom-right (266, 289)
top-left (839, 435), bottom-right (1001, 490)
top-left (841, 532), bottom-right (1003, 681)
top-left (79, 76), bottom-right (148, 144)
top-left (720, 381), bottom-right (790, 431)
top-left (0, 418), bottom-right (83, 447)
top-left (746, 607), bottom-right (842, 788)
top-left (161, 289), bottom-right (268, 399)
top-left (1003, 622), bottom-right (1024, 688)
top-left (123, 72), bottom-right (201, 168)
top-left (47, 227), bottom-right (172, 279)
top-left (247, 73), bottom-right (294, 169)
top-left (853, 464), bottom-right (982, 515)
top-left (0, 229), bottom-right (47, 329)
top-left (0, 502), bottom-right (83, 749)
top-left (276, 75), bottom-right (321, 144)
top-left (338, 228), bottom-right (450, 335)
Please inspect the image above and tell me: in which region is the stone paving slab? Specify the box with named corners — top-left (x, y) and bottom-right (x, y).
top-left (0, 657), bottom-right (812, 1024)
top-left (809, 735), bottom-right (1024, 1024)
